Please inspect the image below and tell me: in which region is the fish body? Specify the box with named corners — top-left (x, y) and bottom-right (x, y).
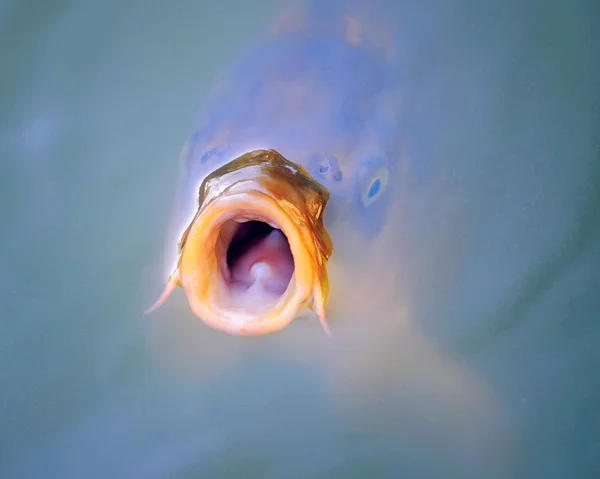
top-left (150, 0), bottom-right (417, 335)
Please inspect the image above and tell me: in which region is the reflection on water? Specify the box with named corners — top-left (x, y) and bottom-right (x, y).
top-left (1, 0), bottom-right (599, 478)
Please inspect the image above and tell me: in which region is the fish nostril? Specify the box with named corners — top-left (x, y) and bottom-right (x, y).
top-left (310, 154), bottom-right (343, 184)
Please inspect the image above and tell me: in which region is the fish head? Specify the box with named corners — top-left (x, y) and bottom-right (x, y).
top-left (148, 2), bottom-right (411, 336)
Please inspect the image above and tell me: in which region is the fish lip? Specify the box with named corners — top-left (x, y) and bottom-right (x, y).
top-left (146, 149), bottom-right (333, 336)
top-left (178, 189), bottom-right (316, 336)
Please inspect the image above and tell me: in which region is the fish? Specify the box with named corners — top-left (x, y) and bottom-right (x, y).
top-left (146, 0), bottom-right (421, 336)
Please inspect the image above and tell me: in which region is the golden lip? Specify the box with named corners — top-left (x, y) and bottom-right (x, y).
top-left (146, 149), bottom-right (333, 337)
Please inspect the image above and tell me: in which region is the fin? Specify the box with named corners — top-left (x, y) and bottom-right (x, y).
top-left (144, 270), bottom-right (181, 315)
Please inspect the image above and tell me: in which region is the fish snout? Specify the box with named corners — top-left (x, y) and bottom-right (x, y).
top-left (146, 150), bottom-right (333, 337)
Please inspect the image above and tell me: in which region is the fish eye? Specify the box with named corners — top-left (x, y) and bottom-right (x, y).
top-left (360, 165), bottom-right (389, 207)
top-left (200, 147), bottom-right (223, 164)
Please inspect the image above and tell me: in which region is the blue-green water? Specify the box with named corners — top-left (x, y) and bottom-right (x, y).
top-left (1, 0), bottom-right (599, 478)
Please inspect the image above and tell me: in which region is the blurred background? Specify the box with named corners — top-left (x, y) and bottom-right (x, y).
top-left (1, 0), bottom-right (598, 477)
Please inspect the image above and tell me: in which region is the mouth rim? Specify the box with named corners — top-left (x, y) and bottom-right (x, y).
top-left (145, 148), bottom-right (333, 337)
top-left (178, 190), bottom-right (318, 336)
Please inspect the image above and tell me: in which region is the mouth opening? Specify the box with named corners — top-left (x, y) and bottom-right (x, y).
top-left (145, 148), bottom-right (333, 336)
top-left (217, 218), bottom-right (295, 314)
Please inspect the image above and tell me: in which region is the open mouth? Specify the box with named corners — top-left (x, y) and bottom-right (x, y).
top-left (146, 148), bottom-right (332, 337)
top-left (219, 219), bottom-right (295, 313)
top-left (174, 193), bottom-right (325, 336)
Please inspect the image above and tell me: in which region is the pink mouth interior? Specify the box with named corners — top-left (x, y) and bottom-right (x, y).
top-left (222, 220), bottom-right (295, 306)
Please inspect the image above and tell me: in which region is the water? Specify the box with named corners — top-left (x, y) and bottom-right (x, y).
top-left (1, 0), bottom-right (599, 477)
